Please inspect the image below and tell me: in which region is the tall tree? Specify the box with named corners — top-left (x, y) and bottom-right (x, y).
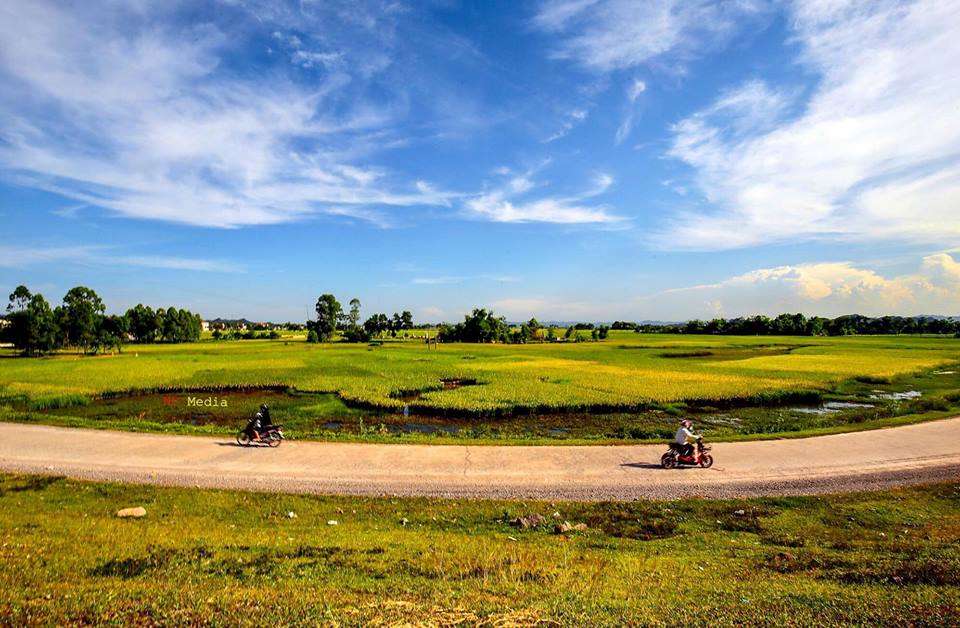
top-left (7, 290), bottom-right (60, 356)
top-left (348, 298), bottom-right (362, 328)
top-left (62, 286), bottom-right (105, 351)
top-left (311, 294), bottom-right (342, 342)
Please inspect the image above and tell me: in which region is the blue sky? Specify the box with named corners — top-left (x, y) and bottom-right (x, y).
top-left (1, 0), bottom-right (959, 322)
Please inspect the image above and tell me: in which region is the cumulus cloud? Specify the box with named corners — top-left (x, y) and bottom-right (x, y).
top-left (637, 253), bottom-right (960, 319)
top-left (533, 0), bottom-right (768, 71)
top-left (658, 0), bottom-right (960, 250)
top-left (0, 2), bottom-right (456, 228)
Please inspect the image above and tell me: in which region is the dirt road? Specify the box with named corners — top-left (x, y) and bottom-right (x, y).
top-left (0, 419), bottom-right (957, 500)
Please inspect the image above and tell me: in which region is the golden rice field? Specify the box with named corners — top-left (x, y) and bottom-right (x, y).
top-left (1, 332), bottom-right (958, 414)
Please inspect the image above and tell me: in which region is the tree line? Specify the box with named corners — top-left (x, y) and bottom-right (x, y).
top-left (3, 285), bottom-right (201, 356)
top-left (305, 297), bottom-right (612, 344)
top-left (306, 294), bottom-right (415, 343)
top-left (631, 313), bottom-right (960, 336)
top-left (436, 309), bottom-right (609, 343)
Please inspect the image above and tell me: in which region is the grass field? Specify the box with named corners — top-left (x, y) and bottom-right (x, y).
top-left (1, 473), bottom-right (957, 625)
top-left (1, 332), bottom-right (959, 443)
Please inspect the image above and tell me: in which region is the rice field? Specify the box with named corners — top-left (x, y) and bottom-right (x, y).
top-left (1, 332), bottom-right (959, 442)
top-left (1, 332), bottom-right (957, 413)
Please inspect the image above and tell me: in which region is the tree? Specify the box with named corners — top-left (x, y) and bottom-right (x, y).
top-left (363, 313), bottom-right (389, 338)
top-left (7, 290), bottom-right (60, 356)
top-left (310, 294), bottom-right (342, 342)
top-left (94, 314), bottom-right (129, 353)
top-left (348, 298), bottom-right (361, 328)
top-left (62, 286), bottom-right (105, 351)
top-left (126, 304), bottom-right (161, 343)
top-left (400, 310), bottom-right (414, 330)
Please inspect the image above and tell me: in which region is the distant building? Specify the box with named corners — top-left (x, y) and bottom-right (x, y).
top-left (201, 320), bottom-right (210, 332)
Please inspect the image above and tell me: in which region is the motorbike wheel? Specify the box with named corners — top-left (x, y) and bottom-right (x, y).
top-left (267, 432), bottom-right (282, 448)
top-left (661, 452), bottom-right (677, 469)
top-left (237, 431), bottom-right (252, 447)
top-left (699, 454), bottom-right (714, 469)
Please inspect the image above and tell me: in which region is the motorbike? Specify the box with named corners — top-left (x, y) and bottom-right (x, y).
top-left (237, 422), bottom-right (284, 447)
top-left (661, 436), bottom-right (713, 469)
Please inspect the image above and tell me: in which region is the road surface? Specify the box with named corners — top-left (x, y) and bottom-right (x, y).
top-left (0, 419), bottom-right (958, 500)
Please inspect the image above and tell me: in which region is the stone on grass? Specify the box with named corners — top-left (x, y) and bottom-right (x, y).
top-left (327, 520), bottom-right (339, 526)
top-left (511, 514), bottom-right (547, 530)
top-left (116, 507), bottom-right (147, 518)
top-left (554, 521), bottom-right (588, 534)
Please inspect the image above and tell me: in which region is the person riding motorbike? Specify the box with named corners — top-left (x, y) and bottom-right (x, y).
top-left (245, 404), bottom-right (272, 441)
top-left (674, 419), bottom-right (700, 459)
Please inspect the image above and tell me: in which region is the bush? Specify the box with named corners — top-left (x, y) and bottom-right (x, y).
top-left (306, 330), bottom-right (319, 343)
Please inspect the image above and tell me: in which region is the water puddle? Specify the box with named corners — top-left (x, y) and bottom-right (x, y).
top-left (790, 401), bottom-right (875, 415)
top-left (869, 390), bottom-right (922, 400)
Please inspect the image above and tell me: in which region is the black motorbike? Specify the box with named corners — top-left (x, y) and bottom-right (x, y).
top-left (237, 421), bottom-right (284, 447)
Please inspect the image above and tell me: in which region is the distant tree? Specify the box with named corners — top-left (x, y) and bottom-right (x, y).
top-left (306, 329), bottom-right (319, 343)
top-left (436, 308), bottom-right (508, 343)
top-left (597, 325), bottom-right (610, 340)
top-left (6, 289), bottom-right (60, 356)
top-left (400, 310), bottom-right (414, 330)
top-left (347, 298), bottom-right (362, 328)
top-left (61, 286), bottom-right (105, 351)
top-left (310, 294), bottom-right (342, 342)
top-left (363, 313), bottom-right (389, 338)
top-left (94, 314), bottom-right (129, 353)
top-left (126, 304), bottom-right (162, 343)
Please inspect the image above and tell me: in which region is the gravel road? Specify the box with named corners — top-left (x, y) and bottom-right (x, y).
top-left (1, 419), bottom-right (957, 500)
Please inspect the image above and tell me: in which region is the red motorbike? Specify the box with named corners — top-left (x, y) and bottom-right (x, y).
top-left (661, 436), bottom-right (713, 469)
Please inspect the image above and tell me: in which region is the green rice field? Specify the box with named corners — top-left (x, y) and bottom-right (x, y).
top-left (2, 332), bottom-right (959, 443)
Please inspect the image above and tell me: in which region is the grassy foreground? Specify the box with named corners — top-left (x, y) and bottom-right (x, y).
top-left (1, 474), bottom-right (958, 625)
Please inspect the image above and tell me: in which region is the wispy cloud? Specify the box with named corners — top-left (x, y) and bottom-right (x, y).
top-left (0, 245), bottom-right (239, 273)
top-left (544, 108), bottom-right (589, 142)
top-left (412, 276), bottom-right (462, 285)
top-left (657, 0), bottom-right (960, 250)
top-left (533, 0), bottom-right (768, 72)
top-left (464, 166), bottom-right (620, 224)
top-left (0, 2), bottom-right (458, 229)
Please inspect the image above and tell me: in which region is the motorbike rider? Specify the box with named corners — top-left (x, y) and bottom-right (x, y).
top-left (674, 419), bottom-right (700, 459)
top-left (258, 404), bottom-right (273, 429)
top-left (246, 404), bottom-right (271, 441)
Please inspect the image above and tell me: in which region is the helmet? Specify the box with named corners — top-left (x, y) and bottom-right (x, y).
top-left (680, 419), bottom-right (693, 428)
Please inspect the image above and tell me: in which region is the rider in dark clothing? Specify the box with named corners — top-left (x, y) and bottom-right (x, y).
top-left (246, 404), bottom-right (272, 439)
top-left (259, 404), bottom-right (273, 428)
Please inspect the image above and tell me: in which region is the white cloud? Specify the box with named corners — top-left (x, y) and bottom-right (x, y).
top-left (412, 276), bottom-right (462, 285)
top-left (464, 167), bottom-right (619, 224)
top-left (0, 245), bottom-right (239, 273)
top-left (637, 253), bottom-right (960, 319)
top-left (533, 0), bottom-right (767, 72)
top-left (627, 78), bottom-right (647, 102)
top-left (420, 306), bottom-right (444, 319)
top-left (0, 2), bottom-right (455, 228)
top-left (659, 0), bottom-right (960, 250)
top-left (544, 108), bottom-right (590, 142)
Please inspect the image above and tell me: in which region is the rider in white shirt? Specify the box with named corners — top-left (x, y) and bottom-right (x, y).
top-left (675, 419), bottom-right (699, 457)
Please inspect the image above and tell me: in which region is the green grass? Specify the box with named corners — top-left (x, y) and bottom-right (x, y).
top-left (2, 332), bottom-right (959, 443)
top-left (1, 473), bottom-right (957, 624)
